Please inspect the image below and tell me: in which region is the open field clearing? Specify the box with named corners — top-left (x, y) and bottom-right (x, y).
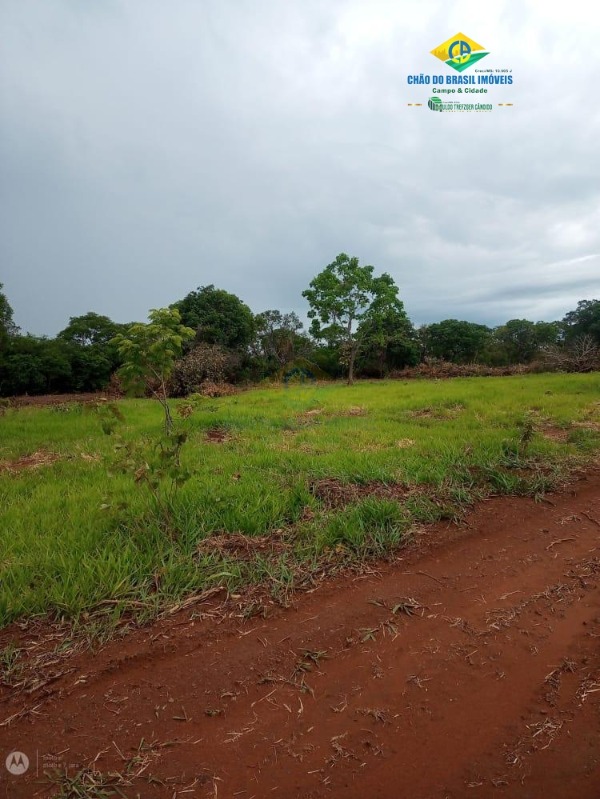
top-left (0, 374), bottom-right (599, 631)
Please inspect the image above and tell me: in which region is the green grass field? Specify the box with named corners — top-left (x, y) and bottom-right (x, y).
top-left (1, 374), bottom-right (599, 629)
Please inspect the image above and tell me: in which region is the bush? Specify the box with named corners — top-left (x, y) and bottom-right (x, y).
top-left (170, 344), bottom-right (240, 396)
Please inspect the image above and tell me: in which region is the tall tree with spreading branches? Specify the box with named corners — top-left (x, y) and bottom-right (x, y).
top-left (303, 253), bottom-right (406, 384)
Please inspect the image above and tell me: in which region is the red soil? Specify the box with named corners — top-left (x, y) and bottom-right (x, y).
top-left (1, 474), bottom-right (600, 798)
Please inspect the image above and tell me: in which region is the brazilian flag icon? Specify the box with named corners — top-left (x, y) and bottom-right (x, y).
top-left (431, 32), bottom-right (489, 72)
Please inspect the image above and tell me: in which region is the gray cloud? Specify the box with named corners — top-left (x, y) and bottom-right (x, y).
top-left (1, 0), bottom-right (599, 335)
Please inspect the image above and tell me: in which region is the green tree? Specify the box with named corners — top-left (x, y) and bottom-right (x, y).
top-left (563, 300), bottom-right (600, 344)
top-left (58, 312), bottom-right (125, 347)
top-left (493, 319), bottom-right (537, 364)
top-left (173, 285), bottom-right (255, 350)
top-left (492, 319), bottom-right (560, 364)
top-left (58, 312), bottom-right (129, 389)
top-left (533, 321), bottom-right (562, 348)
top-left (67, 345), bottom-right (115, 391)
top-left (357, 275), bottom-right (418, 376)
top-left (422, 319), bottom-right (492, 364)
top-left (303, 253), bottom-right (402, 384)
top-left (254, 310), bottom-right (312, 369)
top-left (0, 337), bottom-right (72, 395)
top-left (111, 308), bottom-right (195, 433)
top-left (0, 283), bottom-right (18, 348)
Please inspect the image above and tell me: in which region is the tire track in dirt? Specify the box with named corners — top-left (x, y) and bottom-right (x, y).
top-left (1, 473), bottom-right (599, 798)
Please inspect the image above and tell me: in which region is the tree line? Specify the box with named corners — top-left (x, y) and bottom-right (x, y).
top-left (1, 253), bottom-right (599, 395)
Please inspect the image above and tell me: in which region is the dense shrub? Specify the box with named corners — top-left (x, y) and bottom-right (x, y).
top-left (170, 344), bottom-right (240, 396)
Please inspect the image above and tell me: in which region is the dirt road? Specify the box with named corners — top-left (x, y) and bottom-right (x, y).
top-left (1, 473), bottom-right (599, 798)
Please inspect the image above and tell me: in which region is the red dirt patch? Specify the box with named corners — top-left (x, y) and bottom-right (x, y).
top-left (0, 450), bottom-right (62, 473)
top-left (196, 531), bottom-right (288, 559)
top-left (540, 426), bottom-right (570, 442)
top-left (1, 474), bottom-right (600, 798)
top-left (204, 426), bottom-right (232, 443)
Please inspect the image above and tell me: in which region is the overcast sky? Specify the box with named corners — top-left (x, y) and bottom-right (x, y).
top-left (1, 0), bottom-right (599, 336)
